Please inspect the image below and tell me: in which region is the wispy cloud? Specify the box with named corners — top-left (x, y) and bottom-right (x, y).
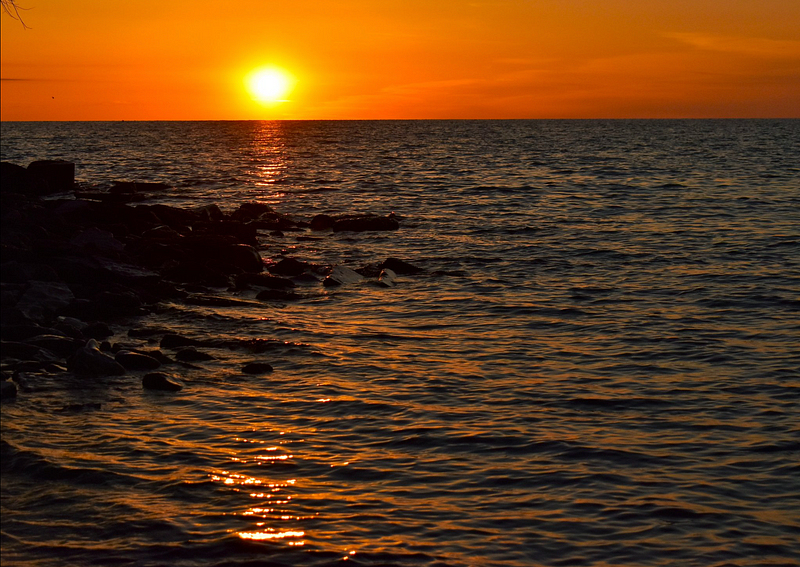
top-left (666, 32), bottom-right (800, 59)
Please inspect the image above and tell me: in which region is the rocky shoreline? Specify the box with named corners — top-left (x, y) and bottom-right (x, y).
top-left (1, 160), bottom-right (421, 399)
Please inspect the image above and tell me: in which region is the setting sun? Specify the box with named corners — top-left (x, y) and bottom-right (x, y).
top-left (246, 68), bottom-right (294, 104)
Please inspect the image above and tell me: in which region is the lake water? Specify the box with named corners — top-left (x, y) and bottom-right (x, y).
top-left (1, 119), bottom-right (799, 567)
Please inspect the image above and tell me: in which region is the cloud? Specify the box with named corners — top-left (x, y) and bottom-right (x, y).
top-left (666, 32), bottom-right (800, 59)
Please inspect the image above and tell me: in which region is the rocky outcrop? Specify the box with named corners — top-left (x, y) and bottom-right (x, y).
top-left (142, 372), bottom-right (182, 391)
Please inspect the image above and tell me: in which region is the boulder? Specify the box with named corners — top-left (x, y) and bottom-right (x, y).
top-left (142, 372), bottom-right (182, 391)
top-left (15, 281), bottom-right (75, 323)
top-left (236, 272), bottom-right (295, 289)
top-left (82, 321), bottom-right (113, 340)
top-left (269, 258), bottom-right (307, 277)
top-left (67, 339), bottom-right (126, 376)
top-left (242, 362), bottom-right (273, 374)
top-left (115, 350), bottom-right (162, 371)
top-left (1, 379), bottom-right (17, 400)
top-left (22, 334), bottom-right (82, 358)
top-left (381, 258), bottom-right (423, 274)
top-left (323, 265), bottom-right (364, 287)
top-left (256, 289), bottom-right (301, 301)
top-left (230, 202), bottom-right (275, 222)
top-left (72, 227), bottom-right (125, 253)
top-left (309, 214), bottom-right (334, 231)
top-left (221, 244), bottom-right (263, 273)
top-left (27, 160), bottom-right (75, 194)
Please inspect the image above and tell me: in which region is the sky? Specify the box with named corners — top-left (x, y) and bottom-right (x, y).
top-left (1, 0), bottom-right (799, 120)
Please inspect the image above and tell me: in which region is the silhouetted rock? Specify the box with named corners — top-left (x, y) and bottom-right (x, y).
top-left (310, 214), bottom-right (334, 231)
top-left (381, 258), bottom-right (423, 274)
top-left (1, 379), bottom-right (17, 399)
top-left (242, 362), bottom-right (273, 374)
top-left (230, 202), bottom-right (275, 222)
top-left (82, 322), bottom-right (113, 340)
top-left (175, 347), bottom-right (215, 362)
top-left (27, 160), bottom-right (75, 194)
top-left (67, 339), bottom-right (126, 376)
top-left (269, 258), bottom-right (307, 277)
top-left (22, 334), bottom-right (82, 358)
top-left (115, 350), bottom-right (162, 371)
top-left (142, 372), bottom-right (182, 391)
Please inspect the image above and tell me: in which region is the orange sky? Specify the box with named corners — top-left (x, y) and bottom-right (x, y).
top-left (2, 0), bottom-right (799, 120)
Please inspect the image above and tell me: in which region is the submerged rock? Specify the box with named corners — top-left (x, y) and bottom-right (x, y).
top-left (381, 258), bottom-right (423, 274)
top-left (142, 372), bottom-right (182, 391)
top-left (269, 257), bottom-right (308, 277)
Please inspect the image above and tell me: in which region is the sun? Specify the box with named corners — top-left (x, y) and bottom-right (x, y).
top-left (246, 68), bottom-right (294, 104)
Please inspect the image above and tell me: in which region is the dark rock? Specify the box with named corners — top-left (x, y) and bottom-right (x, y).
top-left (222, 244), bottom-right (264, 273)
top-left (115, 350), bottom-right (162, 371)
top-left (175, 347), bottom-right (214, 362)
top-left (71, 227), bottom-right (125, 253)
top-left (323, 265), bottom-right (364, 287)
top-left (332, 215), bottom-right (399, 232)
top-left (270, 230), bottom-right (284, 237)
top-left (15, 281), bottom-right (75, 323)
top-left (1, 161), bottom-right (32, 193)
top-left (141, 225), bottom-right (183, 241)
top-left (1, 324), bottom-right (63, 341)
top-left (82, 321), bottom-right (113, 340)
top-left (27, 160), bottom-right (75, 194)
top-left (112, 181), bottom-right (172, 193)
top-left (377, 268), bottom-right (398, 288)
top-left (142, 372), bottom-right (182, 391)
top-left (381, 258), bottom-right (423, 274)
top-left (67, 339), bottom-right (126, 376)
top-left (1, 341), bottom-right (50, 360)
top-left (160, 334), bottom-right (203, 349)
top-left (1, 379), bottom-right (17, 399)
top-left (162, 263), bottom-right (231, 287)
top-left (230, 202), bottom-right (275, 222)
top-left (89, 290), bottom-right (144, 318)
top-left (309, 214), bottom-right (334, 231)
top-left (268, 258), bottom-right (307, 277)
top-left (242, 362), bottom-right (273, 374)
top-left (22, 335), bottom-right (82, 358)
top-left (193, 204), bottom-right (225, 222)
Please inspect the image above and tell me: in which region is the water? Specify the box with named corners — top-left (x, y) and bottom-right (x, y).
top-left (2, 120), bottom-right (799, 567)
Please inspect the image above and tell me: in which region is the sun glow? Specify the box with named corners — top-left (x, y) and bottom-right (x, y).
top-left (246, 68), bottom-right (294, 104)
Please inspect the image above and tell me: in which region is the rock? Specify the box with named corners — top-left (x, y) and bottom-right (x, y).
top-left (142, 372), bottom-right (182, 391)
top-left (15, 281), bottom-right (75, 323)
top-left (115, 350), bottom-right (162, 371)
top-left (381, 257), bottom-right (423, 274)
top-left (22, 334), bottom-right (82, 358)
top-left (175, 347), bottom-right (215, 362)
top-left (27, 160), bottom-right (75, 194)
top-left (377, 268), bottom-right (398, 288)
top-left (222, 244), bottom-right (264, 273)
top-left (309, 214), bottom-right (334, 231)
top-left (332, 215), bottom-right (399, 232)
top-left (67, 339), bottom-right (126, 376)
top-left (242, 362), bottom-right (273, 374)
top-left (323, 265), bottom-right (364, 287)
top-left (193, 204), bottom-right (225, 222)
top-left (71, 227), bottom-right (125, 253)
top-left (1, 379), bottom-right (17, 400)
top-left (1, 324), bottom-right (62, 341)
top-left (268, 258), bottom-right (307, 277)
top-left (89, 290), bottom-right (144, 318)
top-left (82, 321), bottom-right (113, 340)
top-left (230, 202), bottom-right (275, 222)
top-left (141, 225), bottom-right (183, 240)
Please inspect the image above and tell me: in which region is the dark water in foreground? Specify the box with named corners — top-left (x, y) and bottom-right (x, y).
top-left (1, 120), bottom-right (799, 567)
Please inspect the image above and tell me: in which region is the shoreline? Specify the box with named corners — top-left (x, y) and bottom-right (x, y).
top-left (1, 160), bottom-right (417, 397)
